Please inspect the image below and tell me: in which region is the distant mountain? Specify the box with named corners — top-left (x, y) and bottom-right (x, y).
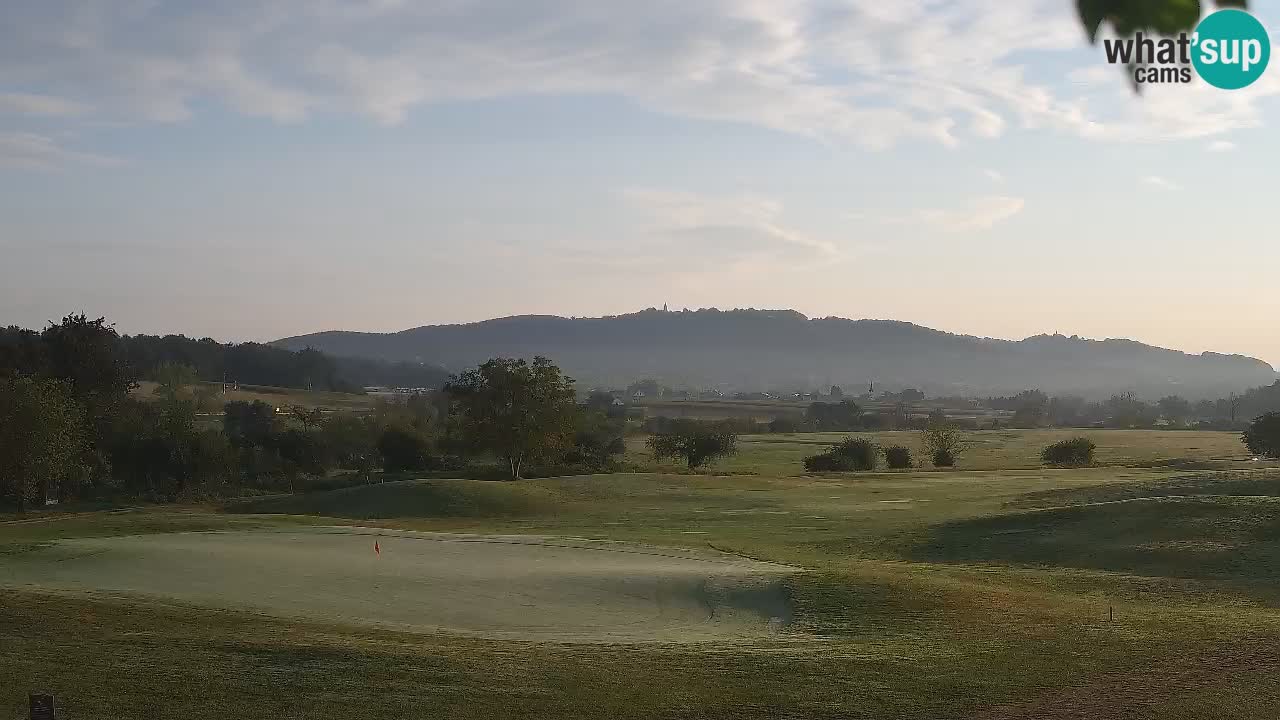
top-left (273, 308), bottom-right (1278, 400)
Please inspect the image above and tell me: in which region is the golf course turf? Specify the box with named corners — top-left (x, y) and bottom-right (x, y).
top-left (3, 429), bottom-right (1280, 719)
top-left (1, 528), bottom-right (797, 642)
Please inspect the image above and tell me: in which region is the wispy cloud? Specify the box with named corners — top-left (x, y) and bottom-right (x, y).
top-left (623, 188), bottom-right (841, 265)
top-left (983, 168), bottom-right (1005, 183)
top-left (0, 132), bottom-right (118, 169)
top-left (0, 93), bottom-right (88, 116)
top-left (918, 195), bottom-right (1026, 232)
top-left (0, 0), bottom-right (1272, 155)
top-left (1141, 175), bottom-right (1181, 191)
top-left (857, 194), bottom-right (1026, 232)
top-left (1206, 140), bottom-right (1237, 152)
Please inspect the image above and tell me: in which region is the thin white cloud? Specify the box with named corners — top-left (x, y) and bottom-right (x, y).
top-left (0, 132), bottom-right (119, 169)
top-left (1141, 175), bottom-right (1181, 191)
top-left (0, 0), bottom-right (1272, 154)
top-left (0, 93), bottom-right (88, 116)
top-left (918, 195), bottom-right (1026, 232)
top-left (1206, 140), bottom-right (1237, 152)
top-left (623, 188), bottom-right (841, 264)
top-left (983, 168), bottom-right (1005, 183)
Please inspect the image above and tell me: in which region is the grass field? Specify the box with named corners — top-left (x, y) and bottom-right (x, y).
top-left (4, 429), bottom-right (1280, 719)
top-left (134, 381), bottom-right (379, 412)
top-left (626, 428), bottom-right (1255, 475)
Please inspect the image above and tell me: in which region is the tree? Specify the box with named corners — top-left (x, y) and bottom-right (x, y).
top-left (154, 362), bottom-right (198, 401)
top-left (445, 357), bottom-right (578, 480)
top-left (1157, 395), bottom-right (1192, 426)
top-left (1243, 413), bottom-right (1280, 459)
top-left (564, 411), bottom-right (626, 470)
top-left (273, 429), bottom-right (328, 476)
top-left (320, 414), bottom-right (380, 482)
top-left (647, 419), bottom-right (738, 469)
top-left (223, 400), bottom-right (277, 448)
top-left (289, 405), bottom-right (325, 432)
top-left (1106, 392), bottom-right (1156, 428)
top-left (100, 392), bottom-right (234, 500)
top-left (0, 375), bottom-right (86, 511)
top-left (40, 314), bottom-right (138, 404)
top-left (377, 426), bottom-right (436, 474)
top-left (829, 385), bottom-right (843, 399)
top-left (1047, 395), bottom-right (1086, 427)
top-left (1008, 390), bottom-right (1049, 428)
top-left (805, 400), bottom-right (862, 431)
top-left (921, 421), bottom-right (965, 467)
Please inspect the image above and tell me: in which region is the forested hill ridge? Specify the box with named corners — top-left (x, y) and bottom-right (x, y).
top-left (274, 308), bottom-right (1278, 400)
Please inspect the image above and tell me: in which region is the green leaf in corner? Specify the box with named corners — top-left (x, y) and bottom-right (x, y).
top-left (1077, 0), bottom-right (1108, 43)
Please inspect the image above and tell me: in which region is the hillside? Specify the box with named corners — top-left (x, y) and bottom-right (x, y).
top-left (273, 308), bottom-right (1277, 399)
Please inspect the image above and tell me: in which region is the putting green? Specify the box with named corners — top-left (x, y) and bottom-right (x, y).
top-left (0, 528), bottom-right (796, 642)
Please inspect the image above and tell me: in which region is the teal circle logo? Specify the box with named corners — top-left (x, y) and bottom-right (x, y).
top-left (1192, 9), bottom-right (1270, 90)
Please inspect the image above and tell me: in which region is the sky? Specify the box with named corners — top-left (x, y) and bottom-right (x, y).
top-left (1, 0), bottom-right (1278, 368)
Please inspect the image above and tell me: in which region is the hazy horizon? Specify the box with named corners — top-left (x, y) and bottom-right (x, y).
top-left (6, 304), bottom-right (1276, 373)
top-left (3, 1), bottom-right (1278, 366)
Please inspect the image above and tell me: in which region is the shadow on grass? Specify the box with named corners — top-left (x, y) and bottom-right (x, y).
top-left (911, 486), bottom-right (1280, 604)
top-left (1008, 469), bottom-right (1280, 510)
top-left (225, 479), bottom-right (560, 520)
top-left (784, 571), bottom-right (946, 637)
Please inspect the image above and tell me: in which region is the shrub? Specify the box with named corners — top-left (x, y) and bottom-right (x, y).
top-left (803, 436), bottom-right (878, 472)
top-left (884, 445), bottom-right (913, 469)
top-left (647, 419), bottom-right (738, 469)
top-left (1244, 412), bottom-right (1280, 459)
top-left (931, 448), bottom-right (956, 467)
top-left (1041, 437), bottom-right (1096, 466)
top-left (832, 437), bottom-right (878, 470)
top-left (921, 422), bottom-right (965, 467)
top-left (803, 453), bottom-right (848, 472)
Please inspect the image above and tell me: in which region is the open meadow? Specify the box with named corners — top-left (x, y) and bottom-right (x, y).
top-left (4, 429), bottom-right (1280, 719)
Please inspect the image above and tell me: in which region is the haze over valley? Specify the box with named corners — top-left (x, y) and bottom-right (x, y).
top-left (276, 307), bottom-right (1278, 399)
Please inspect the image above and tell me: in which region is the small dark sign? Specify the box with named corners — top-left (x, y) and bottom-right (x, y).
top-left (29, 693), bottom-right (55, 720)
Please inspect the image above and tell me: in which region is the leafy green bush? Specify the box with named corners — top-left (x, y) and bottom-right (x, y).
top-left (647, 419), bottom-right (738, 469)
top-left (921, 422), bottom-right (965, 467)
top-left (1041, 437), bottom-right (1096, 466)
top-left (884, 445), bottom-right (913, 469)
top-left (803, 453), bottom-right (850, 472)
top-left (803, 436), bottom-right (878, 472)
top-left (832, 437), bottom-right (878, 470)
top-left (1244, 412), bottom-right (1280, 459)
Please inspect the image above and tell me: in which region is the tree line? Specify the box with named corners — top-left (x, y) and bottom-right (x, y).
top-left (985, 386), bottom-right (1280, 430)
top-left (1, 318), bottom-right (448, 394)
top-left (0, 316), bottom-right (625, 510)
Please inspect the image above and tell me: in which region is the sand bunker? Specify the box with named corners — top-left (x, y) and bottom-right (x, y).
top-left (0, 528), bottom-right (796, 642)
